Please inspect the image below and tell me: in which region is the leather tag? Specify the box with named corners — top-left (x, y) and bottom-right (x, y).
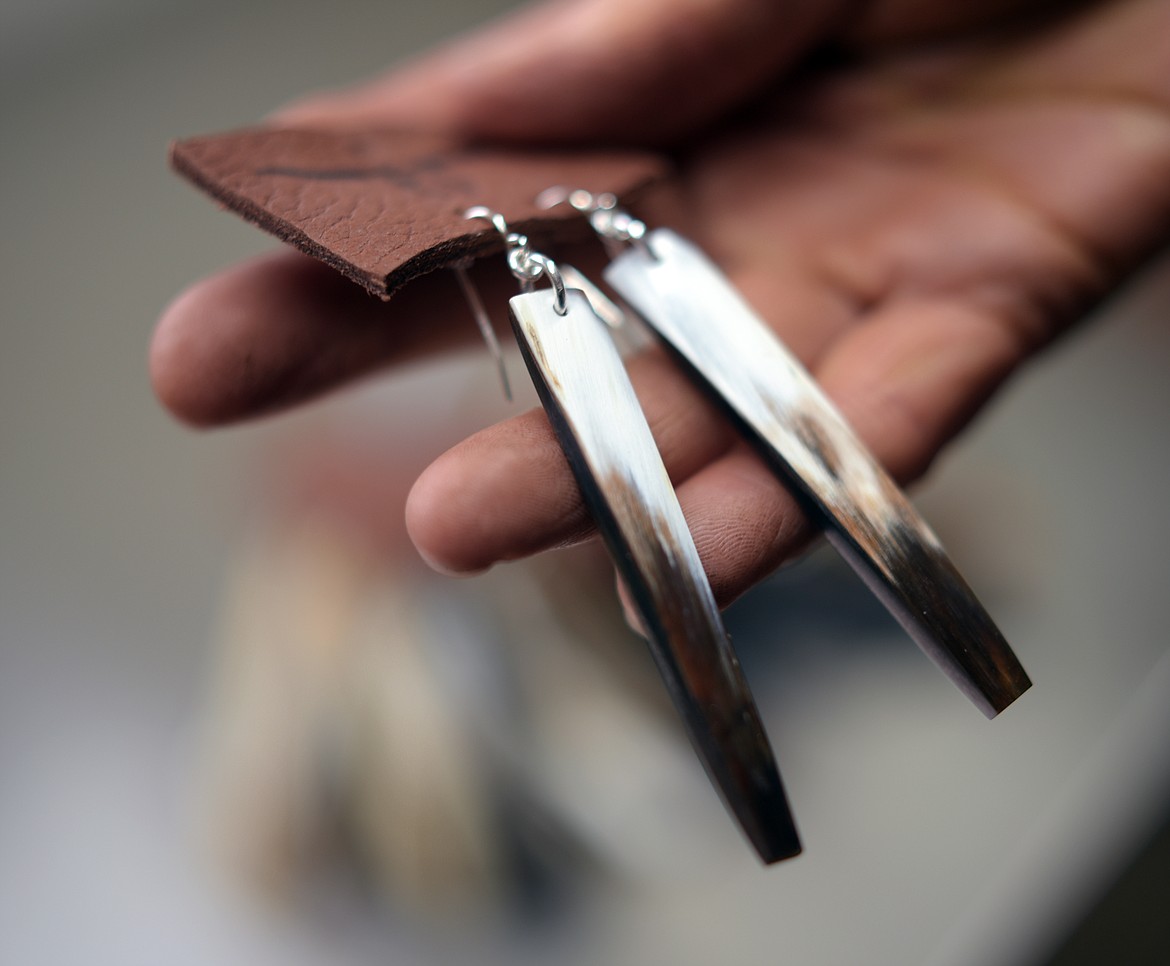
top-left (171, 127), bottom-right (668, 298)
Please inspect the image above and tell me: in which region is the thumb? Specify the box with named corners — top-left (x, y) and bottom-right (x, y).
top-left (274, 0), bottom-right (840, 144)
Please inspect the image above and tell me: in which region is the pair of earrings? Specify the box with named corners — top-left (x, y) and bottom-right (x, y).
top-left (456, 191), bottom-right (1031, 864)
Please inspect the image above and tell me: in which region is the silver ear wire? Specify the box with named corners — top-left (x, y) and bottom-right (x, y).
top-left (453, 206), bottom-right (575, 401)
top-left (451, 257), bottom-right (512, 402)
top-left (463, 207), bottom-right (567, 314)
top-left (535, 186), bottom-right (651, 259)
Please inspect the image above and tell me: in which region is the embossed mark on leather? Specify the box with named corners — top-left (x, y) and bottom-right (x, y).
top-left (170, 127), bottom-right (668, 298)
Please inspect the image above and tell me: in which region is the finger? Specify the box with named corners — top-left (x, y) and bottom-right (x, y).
top-left (404, 349), bottom-right (735, 575)
top-left (669, 295), bottom-right (1028, 606)
top-left (407, 292), bottom-right (1029, 607)
top-left (151, 249), bottom-right (520, 426)
top-left (273, 0), bottom-right (836, 144)
top-left (404, 269), bottom-right (857, 574)
top-left (818, 297), bottom-right (1028, 482)
top-left (671, 445), bottom-right (816, 607)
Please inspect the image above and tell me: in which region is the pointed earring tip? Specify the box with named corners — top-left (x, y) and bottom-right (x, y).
top-left (728, 767), bottom-right (803, 865)
top-left (759, 832), bottom-right (804, 865)
top-left (745, 801), bottom-right (803, 865)
top-left (970, 665), bottom-right (1033, 719)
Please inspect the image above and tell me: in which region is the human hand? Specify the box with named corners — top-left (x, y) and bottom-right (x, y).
top-left (152, 0), bottom-right (1170, 605)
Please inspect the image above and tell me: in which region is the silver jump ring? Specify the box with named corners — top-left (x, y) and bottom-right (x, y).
top-left (506, 240), bottom-right (544, 282)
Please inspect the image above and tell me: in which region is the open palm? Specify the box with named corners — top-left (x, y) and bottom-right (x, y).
top-left (153, 0), bottom-right (1170, 605)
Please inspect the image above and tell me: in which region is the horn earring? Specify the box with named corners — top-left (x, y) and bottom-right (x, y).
top-left (539, 188), bottom-right (1031, 719)
top-left (456, 207), bottom-right (801, 863)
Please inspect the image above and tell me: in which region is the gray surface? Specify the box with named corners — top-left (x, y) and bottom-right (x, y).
top-left (2, 1), bottom-right (1169, 963)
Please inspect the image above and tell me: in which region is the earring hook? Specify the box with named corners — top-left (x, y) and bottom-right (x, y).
top-left (451, 257), bottom-right (512, 402)
top-left (535, 187), bottom-right (652, 259)
top-left (453, 206), bottom-right (577, 401)
top-left (463, 207), bottom-right (568, 314)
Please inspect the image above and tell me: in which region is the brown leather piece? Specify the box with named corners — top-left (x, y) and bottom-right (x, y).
top-left (171, 127), bottom-right (668, 298)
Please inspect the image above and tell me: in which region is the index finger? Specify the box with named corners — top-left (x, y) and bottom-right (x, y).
top-left (150, 248), bottom-right (524, 426)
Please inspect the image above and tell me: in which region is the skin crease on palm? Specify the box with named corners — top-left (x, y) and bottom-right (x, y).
top-left (152, 0), bottom-right (1170, 608)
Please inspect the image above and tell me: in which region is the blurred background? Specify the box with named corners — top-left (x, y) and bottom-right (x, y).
top-left (2, 0), bottom-right (1168, 963)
